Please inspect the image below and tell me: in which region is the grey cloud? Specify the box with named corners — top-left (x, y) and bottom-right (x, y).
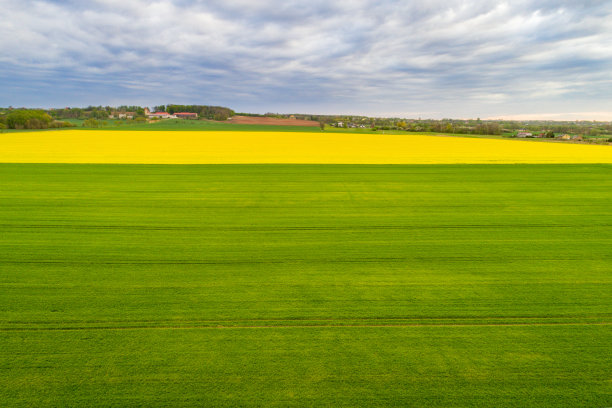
top-left (1, 0), bottom-right (611, 118)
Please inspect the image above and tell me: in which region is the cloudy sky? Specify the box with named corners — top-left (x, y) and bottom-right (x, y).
top-left (2, 0), bottom-right (612, 119)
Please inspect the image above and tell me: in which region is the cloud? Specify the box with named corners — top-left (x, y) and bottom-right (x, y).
top-left (1, 0), bottom-right (611, 118)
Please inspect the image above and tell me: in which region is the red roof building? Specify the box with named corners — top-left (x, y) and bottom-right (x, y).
top-left (174, 112), bottom-right (198, 119)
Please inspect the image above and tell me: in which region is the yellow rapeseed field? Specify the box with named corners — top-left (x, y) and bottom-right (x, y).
top-left (2, 130), bottom-right (612, 164)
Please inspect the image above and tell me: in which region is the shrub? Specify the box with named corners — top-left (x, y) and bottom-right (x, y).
top-left (49, 121), bottom-right (74, 128)
top-left (83, 118), bottom-right (99, 128)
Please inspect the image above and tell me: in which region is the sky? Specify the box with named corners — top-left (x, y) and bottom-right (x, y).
top-left (1, 0), bottom-right (612, 119)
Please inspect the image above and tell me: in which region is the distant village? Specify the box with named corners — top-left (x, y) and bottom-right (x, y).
top-left (109, 108), bottom-right (199, 120)
top-left (515, 131), bottom-right (582, 141)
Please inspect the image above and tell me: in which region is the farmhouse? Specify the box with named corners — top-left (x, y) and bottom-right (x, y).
top-left (516, 132), bottom-right (532, 138)
top-left (174, 112), bottom-right (198, 119)
top-left (145, 108), bottom-right (175, 119)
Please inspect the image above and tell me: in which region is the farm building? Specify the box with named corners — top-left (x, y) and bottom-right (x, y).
top-left (144, 108), bottom-right (174, 119)
top-left (174, 112), bottom-right (198, 119)
top-left (148, 112), bottom-right (174, 119)
top-left (109, 112), bottom-right (135, 119)
top-left (145, 110), bottom-right (175, 119)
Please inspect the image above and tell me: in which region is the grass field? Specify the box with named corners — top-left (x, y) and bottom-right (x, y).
top-left (101, 119), bottom-right (328, 132)
top-left (3, 130), bottom-right (612, 164)
top-left (1, 163), bottom-right (611, 407)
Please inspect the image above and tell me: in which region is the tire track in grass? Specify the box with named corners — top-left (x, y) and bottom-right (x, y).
top-left (3, 223), bottom-right (612, 231)
top-left (2, 316), bottom-right (611, 331)
top-left (2, 255), bottom-right (611, 265)
top-left (2, 322), bottom-right (610, 331)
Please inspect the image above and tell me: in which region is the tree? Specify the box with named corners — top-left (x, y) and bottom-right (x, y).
top-left (91, 109), bottom-right (108, 119)
top-left (6, 109), bottom-right (53, 129)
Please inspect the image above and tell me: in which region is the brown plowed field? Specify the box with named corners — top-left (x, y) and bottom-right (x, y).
top-left (227, 115), bottom-right (319, 127)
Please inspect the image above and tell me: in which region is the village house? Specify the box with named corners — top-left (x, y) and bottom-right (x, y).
top-left (109, 111), bottom-right (135, 119)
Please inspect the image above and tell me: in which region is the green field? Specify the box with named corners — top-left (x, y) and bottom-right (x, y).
top-left (0, 118), bottom-right (506, 138)
top-left (103, 119), bottom-right (327, 132)
top-left (0, 119), bottom-right (325, 133)
top-left (72, 118), bottom-right (328, 133)
top-left (1, 164), bottom-right (611, 406)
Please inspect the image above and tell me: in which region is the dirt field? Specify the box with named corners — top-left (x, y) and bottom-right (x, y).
top-left (227, 115), bottom-right (320, 126)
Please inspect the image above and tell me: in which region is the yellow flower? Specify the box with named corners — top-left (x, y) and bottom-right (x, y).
top-left (2, 130), bottom-right (612, 164)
